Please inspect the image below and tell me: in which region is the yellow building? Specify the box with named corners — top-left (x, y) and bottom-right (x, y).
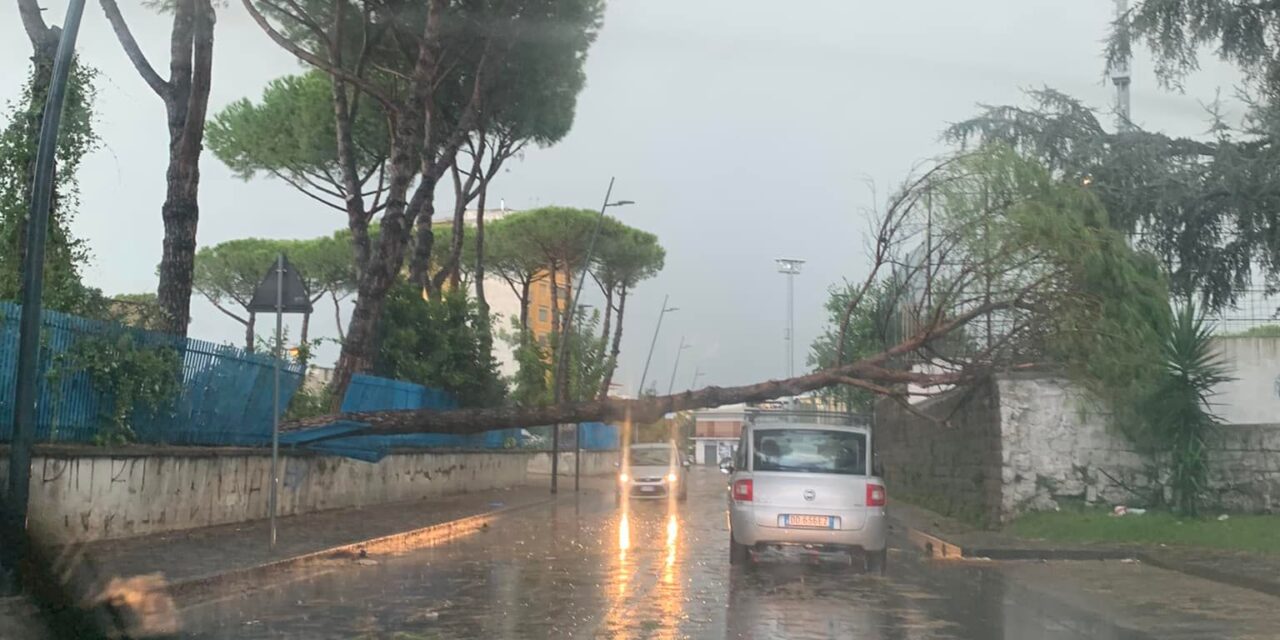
top-left (527, 271), bottom-right (572, 343)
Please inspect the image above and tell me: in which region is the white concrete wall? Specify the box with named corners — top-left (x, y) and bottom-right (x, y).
top-left (526, 450), bottom-right (620, 477)
top-left (1211, 337), bottom-right (1280, 425)
top-left (995, 375), bottom-right (1280, 518)
top-left (996, 376), bottom-right (1150, 519)
top-left (0, 448), bottom-right (618, 544)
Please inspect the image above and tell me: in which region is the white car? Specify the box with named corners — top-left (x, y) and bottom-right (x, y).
top-left (725, 422), bottom-right (888, 572)
top-left (618, 442), bottom-right (689, 501)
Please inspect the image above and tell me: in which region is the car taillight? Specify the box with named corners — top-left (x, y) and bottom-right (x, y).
top-left (732, 479), bottom-right (753, 502)
top-left (866, 483), bottom-right (886, 507)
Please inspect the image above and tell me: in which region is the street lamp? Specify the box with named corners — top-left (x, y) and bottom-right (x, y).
top-left (689, 365), bottom-right (705, 390)
top-left (776, 258), bottom-right (805, 381)
top-left (636, 295), bottom-right (678, 400)
top-left (554, 177), bottom-right (635, 495)
top-left (666, 336), bottom-right (692, 396)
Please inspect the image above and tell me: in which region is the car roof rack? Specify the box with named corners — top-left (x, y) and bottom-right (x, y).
top-left (743, 408), bottom-right (870, 428)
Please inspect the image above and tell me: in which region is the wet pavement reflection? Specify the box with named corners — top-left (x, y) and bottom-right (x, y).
top-left (179, 469), bottom-right (1229, 639)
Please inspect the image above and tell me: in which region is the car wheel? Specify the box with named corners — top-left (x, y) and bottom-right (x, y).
top-left (729, 531), bottom-right (750, 565)
top-left (865, 548), bottom-right (887, 575)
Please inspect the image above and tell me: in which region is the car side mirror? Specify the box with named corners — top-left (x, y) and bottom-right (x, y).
top-left (682, 459), bottom-right (691, 468)
top-left (719, 463), bottom-right (733, 475)
top-left (613, 461), bottom-right (620, 468)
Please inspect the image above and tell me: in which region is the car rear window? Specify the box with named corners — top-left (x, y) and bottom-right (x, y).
top-left (752, 429), bottom-right (867, 475)
top-left (630, 447), bottom-right (674, 466)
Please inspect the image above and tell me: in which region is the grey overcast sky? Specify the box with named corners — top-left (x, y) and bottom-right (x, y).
top-left (1, 0), bottom-right (1242, 392)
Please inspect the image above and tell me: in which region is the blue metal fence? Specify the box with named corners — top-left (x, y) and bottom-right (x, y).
top-left (306, 374), bottom-right (522, 460)
top-left (0, 302), bottom-right (304, 445)
top-left (579, 422), bottom-right (620, 450)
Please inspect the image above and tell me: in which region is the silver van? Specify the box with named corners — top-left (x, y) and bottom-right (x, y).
top-left (724, 421), bottom-right (887, 572)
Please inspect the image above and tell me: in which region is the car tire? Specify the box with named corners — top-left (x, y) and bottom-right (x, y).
top-left (729, 531), bottom-right (750, 565)
top-left (865, 548), bottom-right (887, 575)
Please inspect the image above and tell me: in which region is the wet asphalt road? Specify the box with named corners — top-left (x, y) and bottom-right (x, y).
top-left (180, 468), bottom-right (1280, 639)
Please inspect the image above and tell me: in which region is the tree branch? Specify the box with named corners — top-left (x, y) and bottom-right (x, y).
top-left (17, 0), bottom-right (53, 51)
top-left (239, 0), bottom-right (394, 111)
top-left (98, 0), bottom-right (171, 99)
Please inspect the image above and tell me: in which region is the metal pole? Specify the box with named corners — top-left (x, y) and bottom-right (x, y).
top-left (5, 0), bottom-right (87, 586)
top-left (555, 177), bottom-right (627, 493)
top-left (270, 253), bottom-right (282, 550)
top-left (635, 295), bottom-right (671, 443)
top-left (573, 425), bottom-right (582, 492)
top-left (636, 294), bottom-right (669, 397)
top-left (689, 365), bottom-right (702, 391)
top-left (666, 336), bottom-right (687, 396)
top-left (556, 177), bottom-right (614, 396)
top-left (1112, 0), bottom-right (1132, 132)
top-left (787, 272), bottom-right (795, 379)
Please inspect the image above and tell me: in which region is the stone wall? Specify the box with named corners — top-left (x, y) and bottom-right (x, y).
top-left (875, 378), bottom-right (1004, 525)
top-left (1208, 425), bottom-right (1280, 512)
top-left (877, 373), bottom-right (1280, 525)
top-left (995, 375), bottom-right (1152, 518)
top-left (0, 446), bottom-right (617, 543)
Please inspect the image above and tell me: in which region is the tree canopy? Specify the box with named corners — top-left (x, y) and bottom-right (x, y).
top-left (947, 88), bottom-right (1280, 310)
top-left (193, 234), bottom-right (356, 350)
top-left (240, 0), bottom-right (605, 403)
top-left (207, 71), bottom-right (390, 218)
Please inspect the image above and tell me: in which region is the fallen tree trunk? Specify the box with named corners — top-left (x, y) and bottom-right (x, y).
top-left (282, 351), bottom-right (978, 437)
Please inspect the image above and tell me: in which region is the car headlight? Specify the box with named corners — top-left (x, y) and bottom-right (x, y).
top-left (619, 473), bottom-right (629, 483)
top-left (666, 472), bottom-right (677, 483)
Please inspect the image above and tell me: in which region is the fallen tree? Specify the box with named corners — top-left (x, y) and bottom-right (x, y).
top-left (283, 146), bottom-right (1169, 438)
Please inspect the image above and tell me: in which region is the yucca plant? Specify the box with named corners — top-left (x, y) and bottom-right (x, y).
top-left (1144, 303), bottom-right (1233, 515)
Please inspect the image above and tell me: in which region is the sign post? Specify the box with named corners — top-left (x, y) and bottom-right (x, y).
top-left (247, 254), bottom-right (313, 550)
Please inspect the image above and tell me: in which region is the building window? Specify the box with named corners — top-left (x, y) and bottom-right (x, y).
top-left (538, 307), bottom-right (549, 322)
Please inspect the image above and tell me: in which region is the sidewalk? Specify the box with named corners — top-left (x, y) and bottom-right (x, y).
top-left (74, 483), bottom-right (567, 603)
top-left (890, 499), bottom-right (1280, 598)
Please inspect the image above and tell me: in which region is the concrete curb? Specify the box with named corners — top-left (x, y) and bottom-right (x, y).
top-left (892, 513), bottom-right (1280, 599)
top-left (166, 496), bottom-right (555, 604)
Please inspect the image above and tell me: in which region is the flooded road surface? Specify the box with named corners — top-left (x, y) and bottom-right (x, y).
top-left (181, 468), bottom-right (1280, 639)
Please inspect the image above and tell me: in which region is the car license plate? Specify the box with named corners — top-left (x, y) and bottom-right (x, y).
top-left (639, 485), bottom-right (656, 493)
top-left (782, 514), bottom-right (835, 529)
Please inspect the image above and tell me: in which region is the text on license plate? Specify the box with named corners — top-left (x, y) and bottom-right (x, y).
top-left (639, 486), bottom-right (656, 493)
top-left (781, 514), bottom-right (836, 529)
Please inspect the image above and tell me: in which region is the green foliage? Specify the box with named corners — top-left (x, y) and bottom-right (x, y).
top-left (1143, 304), bottom-right (1233, 515)
top-left (500, 305), bottom-right (606, 407)
top-left (807, 281), bottom-right (897, 412)
top-left (193, 238), bottom-right (285, 312)
top-left (207, 70), bottom-right (388, 190)
top-left (1225, 324), bottom-right (1280, 337)
top-left (55, 330), bottom-right (182, 445)
top-left (1010, 503), bottom-right (1280, 555)
top-left (1107, 0), bottom-right (1279, 90)
top-left (505, 324), bottom-right (552, 407)
top-left (104, 292), bottom-right (168, 331)
top-left (558, 306), bottom-right (608, 403)
top-left (0, 60), bottom-right (100, 312)
top-left (374, 282), bottom-right (506, 407)
top-left (289, 232), bottom-right (357, 304)
top-left (193, 233), bottom-right (356, 348)
top-left (947, 88), bottom-right (1280, 311)
top-left (285, 384), bottom-right (334, 421)
top-left (510, 206), bottom-right (601, 274)
top-left (591, 219), bottom-right (665, 293)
